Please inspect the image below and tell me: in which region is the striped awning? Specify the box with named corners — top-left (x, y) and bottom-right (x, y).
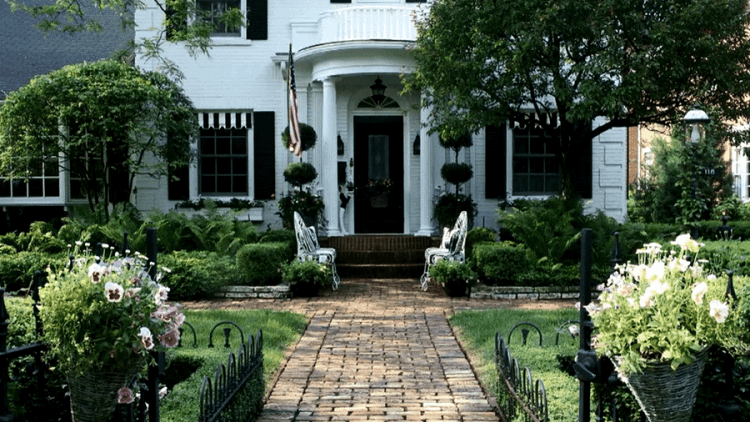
top-left (512, 112), bottom-right (560, 129)
top-left (199, 112), bottom-right (252, 130)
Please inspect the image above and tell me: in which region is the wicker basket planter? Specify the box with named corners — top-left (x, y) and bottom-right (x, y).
top-left (370, 193), bottom-right (389, 208)
top-left (615, 348), bottom-right (709, 422)
top-left (66, 365), bottom-right (141, 422)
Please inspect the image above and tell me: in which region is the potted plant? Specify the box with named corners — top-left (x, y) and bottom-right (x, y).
top-left (434, 132), bottom-right (477, 228)
top-left (428, 259), bottom-right (477, 297)
top-left (38, 242), bottom-right (184, 421)
top-left (584, 234), bottom-right (747, 422)
top-left (362, 178), bottom-right (393, 208)
top-left (281, 259), bottom-right (331, 297)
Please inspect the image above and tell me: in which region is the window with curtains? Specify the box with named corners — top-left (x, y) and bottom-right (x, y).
top-left (199, 127), bottom-right (249, 195)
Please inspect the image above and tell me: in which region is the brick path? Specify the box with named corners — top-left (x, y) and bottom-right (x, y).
top-left (184, 278), bottom-right (574, 421)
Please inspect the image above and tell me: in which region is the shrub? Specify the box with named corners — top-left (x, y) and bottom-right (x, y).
top-left (158, 251), bottom-right (238, 300)
top-left (236, 243), bottom-right (292, 286)
top-left (440, 162), bottom-right (473, 187)
top-left (433, 193), bottom-right (477, 230)
top-left (0, 252), bottom-right (67, 293)
top-left (276, 190), bottom-right (325, 230)
top-left (465, 227), bottom-right (496, 267)
top-left (281, 259), bottom-right (331, 297)
top-left (428, 259), bottom-right (476, 297)
top-left (473, 242), bottom-right (533, 285)
top-left (258, 229), bottom-right (296, 244)
top-left (283, 162), bottom-right (318, 187)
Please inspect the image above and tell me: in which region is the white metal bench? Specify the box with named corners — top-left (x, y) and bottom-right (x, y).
top-left (420, 211), bottom-right (468, 291)
top-left (293, 211), bottom-right (340, 290)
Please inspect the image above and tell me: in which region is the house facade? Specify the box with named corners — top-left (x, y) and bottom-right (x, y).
top-left (129, 0), bottom-right (628, 234)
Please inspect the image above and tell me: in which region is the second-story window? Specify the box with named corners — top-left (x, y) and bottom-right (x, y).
top-left (197, 0), bottom-right (241, 37)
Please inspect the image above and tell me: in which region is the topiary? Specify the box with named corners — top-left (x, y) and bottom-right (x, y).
top-left (281, 123), bottom-right (317, 152)
top-left (283, 162), bottom-right (318, 187)
top-left (441, 162), bottom-right (473, 187)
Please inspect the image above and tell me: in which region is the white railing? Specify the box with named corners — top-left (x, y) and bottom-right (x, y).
top-left (319, 6), bottom-right (418, 44)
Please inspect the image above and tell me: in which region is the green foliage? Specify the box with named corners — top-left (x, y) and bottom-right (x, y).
top-left (428, 260), bottom-right (476, 297)
top-left (0, 60), bottom-right (197, 222)
top-left (0, 252), bottom-right (67, 293)
top-left (236, 243), bottom-right (292, 286)
top-left (276, 190), bottom-right (325, 230)
top-left (257, 229), bottom-right (296, 244)
top-left (464, 227), bottom-right (496, 266)
top-left (281, 123), bottom-right (318, 152)
top-left (38, 246), bottom-right (183, 377)
top-left (630, 129), bottom-right (734, 225)
top-left (438, 131), bottom-right (473, 156)
top-left (440, 163), bottom-right (473, 188)
top-left (281, 259), bottom-right (331, 297)
top-left (406, 0), bottom-right (750, 201)
top-left (283, 162), bottom-right (318, 187)
top-left (473, 241), bottom-right (533, 284)
top-left (433, 193), bottom-right (477, 230)
top-left (158, 251), bottom-right (238, 300)
top-left (175, 197), bottom-right (265, 211)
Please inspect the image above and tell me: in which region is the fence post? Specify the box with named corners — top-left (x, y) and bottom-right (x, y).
top-left (146, 227), bottom-right (157, 281)
top-left (0, 289), bottom-right (11, 422)
top-left (577, 228), bottom-right (593, 422)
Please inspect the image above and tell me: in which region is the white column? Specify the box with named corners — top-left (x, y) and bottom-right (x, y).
top-left (322, 78), bottom-right (341, 236)
top-left (416, 100), bottom-right (436, 236)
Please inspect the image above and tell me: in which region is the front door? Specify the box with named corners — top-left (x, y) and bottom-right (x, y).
top-left (353, 116), bottom-right (403, 233)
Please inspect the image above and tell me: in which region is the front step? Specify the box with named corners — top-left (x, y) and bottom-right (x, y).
top-left (319, 235), bottom-right (439, 279)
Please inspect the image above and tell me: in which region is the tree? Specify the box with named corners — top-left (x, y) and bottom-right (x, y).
top-left (629, 121), bottom-right (733, 225)
top-left (0, 59), bottom-right (197, 221)
top-left (6, 0), bottom-right (244, 80)
top-left (404, 0), bottom-right (750, 202)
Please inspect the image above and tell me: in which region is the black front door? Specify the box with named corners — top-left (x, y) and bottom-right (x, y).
top-left (353, 116), bottom-right (403, 233)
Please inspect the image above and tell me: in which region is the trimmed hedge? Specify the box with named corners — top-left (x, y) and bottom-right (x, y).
top-left (158, 251), bottom-right (239, 301)
top-left (0, 252), bottom-right (68, 293)
top-left (236, 242), bottom-right (294, 286)
top-left (473, 241), bottom-right (533, 284)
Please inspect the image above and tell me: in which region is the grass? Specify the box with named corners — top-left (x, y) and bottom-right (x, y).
top-left (449, 307), bottom-right (583, 421)
top-left (146, 308), bottom-right (308, 422)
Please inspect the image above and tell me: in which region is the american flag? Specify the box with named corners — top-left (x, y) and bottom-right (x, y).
top-left (287, 44), bottom-right (302, 157)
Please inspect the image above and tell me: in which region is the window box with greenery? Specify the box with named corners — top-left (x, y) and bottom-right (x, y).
top-left (175, 198), bottom-right (266, 221)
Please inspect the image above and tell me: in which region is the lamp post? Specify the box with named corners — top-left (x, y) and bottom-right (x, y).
top-left (683, 104), bottom-right (710, 239)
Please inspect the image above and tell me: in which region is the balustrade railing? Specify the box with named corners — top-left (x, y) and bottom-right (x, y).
top-left (319, 6), bottom-right (418, 44)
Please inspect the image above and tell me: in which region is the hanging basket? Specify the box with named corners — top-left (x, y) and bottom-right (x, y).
top-left (614, 348), bottom-right (709, 422)
top-left (370, 193), bottom-right (389, 208)
top-left (66, 365), bottom-right (142, 422)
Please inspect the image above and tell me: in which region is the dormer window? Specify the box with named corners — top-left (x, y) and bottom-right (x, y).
top-left (198, 0), bottom-right (241, 37)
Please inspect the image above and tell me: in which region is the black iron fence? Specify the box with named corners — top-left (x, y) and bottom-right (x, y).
top-left (0, 229), bottom-right (265, 422)
top-left (495, 332), bottom-right (549, 422)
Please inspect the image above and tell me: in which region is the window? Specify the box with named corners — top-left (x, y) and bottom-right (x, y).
top-left (199, 127), bottom-right (248, 195)
top-left (512, 124), bottom-right (560, 195)
top-left (197, 0), bottom-right (241, 37)
top-left (0, 155), bottom-right (60, 199)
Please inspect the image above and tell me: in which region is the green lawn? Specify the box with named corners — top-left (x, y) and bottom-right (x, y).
top-left (159, 308), bottom-right (308, 422)
top-left (449, 307), bottom-right (582, 421)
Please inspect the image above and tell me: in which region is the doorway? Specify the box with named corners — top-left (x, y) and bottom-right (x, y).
top-left (353, 116), bottom-right (404, 233)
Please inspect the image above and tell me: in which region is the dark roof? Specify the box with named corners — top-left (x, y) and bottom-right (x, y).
top-left (0, 3), bottom-right (133, 97)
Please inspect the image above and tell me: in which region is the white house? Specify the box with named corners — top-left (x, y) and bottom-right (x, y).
top-left (125, 0), bottom-right (628, 235)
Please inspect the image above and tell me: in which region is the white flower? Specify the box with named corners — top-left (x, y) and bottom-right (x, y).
top-left (691, 282), bottom-right (708, 305)
top-left (138, 327), bottom-right (154, 350)
top-left (154, 285), bottom-right (170, 305)
top-left (645, 261), bottom-right (665, 282)
top-left (710, 300), bottom-right (730, 323)
top-left (648, 280), bottom-right (669, 295)
top-left (671, 233), bottom-right (700, 253)
top-left (568, 325), bottom-right (580, 337)
top-left (640, 291), bottom-right (654, 308)
top-left (88, 263), bottom-right (102, 283)
top-left (104, 281), bottom-right (124, 303)
top-left (707, 274), bottom-right (717, 281)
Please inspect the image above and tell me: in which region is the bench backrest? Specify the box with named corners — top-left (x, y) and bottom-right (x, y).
top-left (293, 212), bottom-right (317, 256)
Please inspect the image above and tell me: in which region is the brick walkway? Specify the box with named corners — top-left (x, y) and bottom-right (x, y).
top-left (184, 278), bottom-right (574, 421)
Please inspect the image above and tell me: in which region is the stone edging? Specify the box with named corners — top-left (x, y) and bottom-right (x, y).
top-left (470, 284), bottom-right (585, 300)
top-left (215, 285), bottom-right (291, 299)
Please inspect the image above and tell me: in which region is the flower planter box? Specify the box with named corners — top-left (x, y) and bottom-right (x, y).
top-left (176, 207), bottom-right (264, 222)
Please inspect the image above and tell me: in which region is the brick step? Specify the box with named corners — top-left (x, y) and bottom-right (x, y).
top-left (320, 235), bottom-right (438, 252)
top-left (337, 263), bottom-right (424, 279)
top-left (336, 250), bottom-right (425, 265)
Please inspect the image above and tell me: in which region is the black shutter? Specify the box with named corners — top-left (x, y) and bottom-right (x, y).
top-left (405, 0), bottom-right (427, 3)
top-left (167, 132), bottom-right (190, 201)
top-left (246, 0), bottom-right (267, 40)
top-left (574, 122), bottom-right (593, 200)
top-left (254, 111), bottom-right (275, 200)
top-left (485, 123), bottom-right (506, 200)
top-left (330, 1), bottom-right (352, 3)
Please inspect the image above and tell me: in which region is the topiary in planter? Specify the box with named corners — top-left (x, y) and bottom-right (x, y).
top-left (441, 162), bottom-right (473, 187)
top-left (281, 123), bottom-right (317, 152)
top-left (283, 162), bottom-right (318, 187)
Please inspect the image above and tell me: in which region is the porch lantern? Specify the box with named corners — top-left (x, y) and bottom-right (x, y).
top-left (370, 77), bottom-right (387, 105)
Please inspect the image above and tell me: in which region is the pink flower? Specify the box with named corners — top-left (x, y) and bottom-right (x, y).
top-left (159, 329), bottom-right (180, 348)
top-left (118, 387), bottom-right (135, 404)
